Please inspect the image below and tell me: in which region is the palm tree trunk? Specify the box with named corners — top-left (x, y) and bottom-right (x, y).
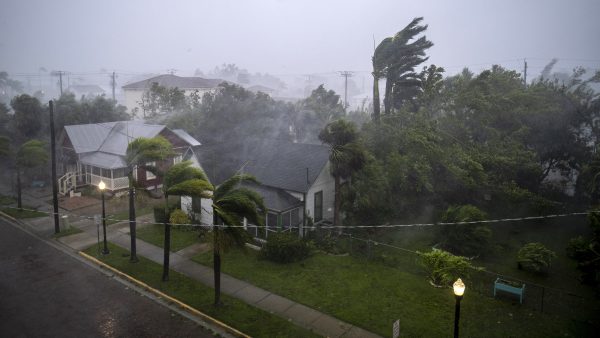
top-left (162, 194), bottom-right (170, 281)
top-left (16, 169), bottom-right (22, 209)
top-left (128, 172), bottom-right (138, 263)
top-left (372, 75), bottom-right (380, 122)
top-left (333, 175), bottom-right (340, 228)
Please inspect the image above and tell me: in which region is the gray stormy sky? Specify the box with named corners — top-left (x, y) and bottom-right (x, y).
top-left (1, 0), bottom-right (599, 78)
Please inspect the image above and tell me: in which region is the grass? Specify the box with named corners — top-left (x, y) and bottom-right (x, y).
top-left (106, 206), bottom-right (153, 225)
top-left (137, 223), bottom-right (201, 252)
top-left (1, 206), bottom-right (47, 218)
top-left (53, 226), bottom-right (83, 238)
top-left (84, 243), bottom-right (320, 338)
top-left (192, 247), bottom-right (593, 337)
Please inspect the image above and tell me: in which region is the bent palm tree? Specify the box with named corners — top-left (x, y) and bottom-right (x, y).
top-left (211, 174), bottom-right (265, 305)
top-left (163, 160), bottom-right (213, 281)
top-left (125, 136), bottom-right (174, 262)
top-left (372, 17), bottom-right (433, 118)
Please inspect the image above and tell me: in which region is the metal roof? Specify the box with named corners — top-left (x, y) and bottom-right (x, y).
top-left (122, 74), bottom-right (224, 90)
top-left (79, 152), bottom-right (127, 169)
top-left (65, 121), bottom-right (165, 156)
top-left (63, 121), bottom-right (200, 169)
top-left (173, 129), bottom-right (201, 146)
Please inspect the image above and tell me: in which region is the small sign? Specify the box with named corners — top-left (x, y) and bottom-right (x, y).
top-left (393, 319), bottom-right (400, 338)
top-left (94, 215), bottom-right (100, 226)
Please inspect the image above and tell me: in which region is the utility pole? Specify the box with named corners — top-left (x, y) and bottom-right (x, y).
top-left (111, 71), bottom-right (116, 101)
top-left (59, 71), bottom-right (63, 96)
top-left (523, 59), bottom-right (528, 89)
top-left (49, 101), bottom-right (60, 234)
top-left (340, 71), bottom-right (353, 110)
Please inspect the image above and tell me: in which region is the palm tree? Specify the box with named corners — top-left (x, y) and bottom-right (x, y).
top-left (15, 140), bottom-right (48, 208)
top-left (211, 174), bottom-right (265, 305)
top-left (319, 120), bottom-right (367, 227)
top-left (372, 17), bottom-right (433, 119)
top-left (162, 160), bottom-right (213, 281)
top-left (125, 136), bottom-right (174, 262)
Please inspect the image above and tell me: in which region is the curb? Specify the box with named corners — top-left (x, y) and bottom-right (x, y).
top-left (78, 251), bottom-right (250, 338)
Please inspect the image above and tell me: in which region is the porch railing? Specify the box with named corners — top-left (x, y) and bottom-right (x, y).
top-left (90, 174), bottom-right (129, 191)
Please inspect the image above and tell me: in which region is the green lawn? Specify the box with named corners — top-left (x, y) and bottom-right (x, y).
top-left (1, 206), bottom-right (47, 218)
top-left (53, 226), bottom-right (83, 238)
top-left (106, 206), bottom-right (153, 225)
top-left (137, 223), bottom-right (200, 252)
top-left (192, 248), bottom-right (591, 337)
top-left (84, 243), bottom-right (319, 338)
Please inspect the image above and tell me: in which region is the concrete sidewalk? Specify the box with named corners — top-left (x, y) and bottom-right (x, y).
top-left (2, 185), bottom-right (381, 338)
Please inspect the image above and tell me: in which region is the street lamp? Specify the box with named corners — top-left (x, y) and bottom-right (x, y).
top-left (98, 181), bottom-right (109, 255)
top-left (453, 278), bottom-right (465, 338)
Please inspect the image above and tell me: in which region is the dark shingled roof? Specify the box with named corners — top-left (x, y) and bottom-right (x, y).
top-left (241, 182), bottom-right (301, 212)
top-left (198, 138), bottom-right (330, 194)
top-left (122, 74), bottom-right (225, 90)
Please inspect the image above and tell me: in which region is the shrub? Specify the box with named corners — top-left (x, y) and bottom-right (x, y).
top-left (438, 205), bottom-right (492, 256)
top-left (170, 208), bottom-right (190, 225)
top-left (418, 249), bottom-right (480, 287)
top-left (261, 232), bottom-right (311, 263)
top-left (517, 242), bottom-right (556, 273)
top-left (566, 236), bottom-right (589, 260)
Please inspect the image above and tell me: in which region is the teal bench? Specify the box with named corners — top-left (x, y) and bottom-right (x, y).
top-left (494, 278), bottom-right (525, 304)
top-left (31, 180), bottom-right (45, 188)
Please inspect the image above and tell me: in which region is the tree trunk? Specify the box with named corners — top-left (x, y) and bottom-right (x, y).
top-left (162, 195), bottom-right (170, 281)
top-left (128, 172), bottom-right (138, 263)
top-left (372, 75), bottom-right (380, 122)
top-left (16, 170), bottom-right (22, 209)
top-left (384, 77), bottom-right (393, 115)
top-left (333, 175), bottom-right (341, 228)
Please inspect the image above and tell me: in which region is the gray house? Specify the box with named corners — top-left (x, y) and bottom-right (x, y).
top-left (58, 121), bottom-right (201, 195)
top-left (182, 138), bottom-right (335, 235)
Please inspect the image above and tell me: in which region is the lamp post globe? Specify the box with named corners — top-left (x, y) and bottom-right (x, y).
top-left (453, 278), bottom-right (465, 338)
top-left (98, 180), bottom-right (109, 255)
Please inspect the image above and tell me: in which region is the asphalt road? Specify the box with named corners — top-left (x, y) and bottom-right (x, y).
top-left (0, 218), bottom-right (213, 338)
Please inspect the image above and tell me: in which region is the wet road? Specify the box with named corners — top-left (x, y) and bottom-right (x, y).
top-left (0, 218), bottom-right (213, 338)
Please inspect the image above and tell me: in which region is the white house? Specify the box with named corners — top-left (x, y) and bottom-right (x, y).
top-left (181, 138), bottom-right (335, 236)
top-left (121, 74), bottom-right (224, 115)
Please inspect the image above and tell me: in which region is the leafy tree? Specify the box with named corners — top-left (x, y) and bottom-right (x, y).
top-left (11, 94), bottom-right (44, 140)
top-left (139, 82), bottom-right (187, 118)
top-left (438, 205), bottom-right (491, 257)
top-left (0, 136), bottom-right (8, 158)
top-left (319, 119), bottom-right (367, 227)
top-left (372, 17), bottom-right (433, 120)
top-left (163, 160), bottom-right (213, 280)
top-left (125, 136), bottom-right (174, 262)
top-left (0, 72), bottom-right (23, 104)
top-left (211, 174), bottom-right (265, 305)
top-left (517, 242), bottom-right (556, 273)
top-left (16, 140), bottom-right (48, 208)
top-left (294, 85), bottom-right (345, 142)
top-left (418, 249), bottom-right (480, 287)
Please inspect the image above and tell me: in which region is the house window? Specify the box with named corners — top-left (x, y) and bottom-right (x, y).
top-left (192, 197), bottom-right (202, 213)
top-left (113, 168), bottom-right (126, 178)
top-left (146, 161), bottom-right (156, 180)
top-left (314, 191), bottom-right (323, 222)
top-left (173, 155), bottom-right (183, 164)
